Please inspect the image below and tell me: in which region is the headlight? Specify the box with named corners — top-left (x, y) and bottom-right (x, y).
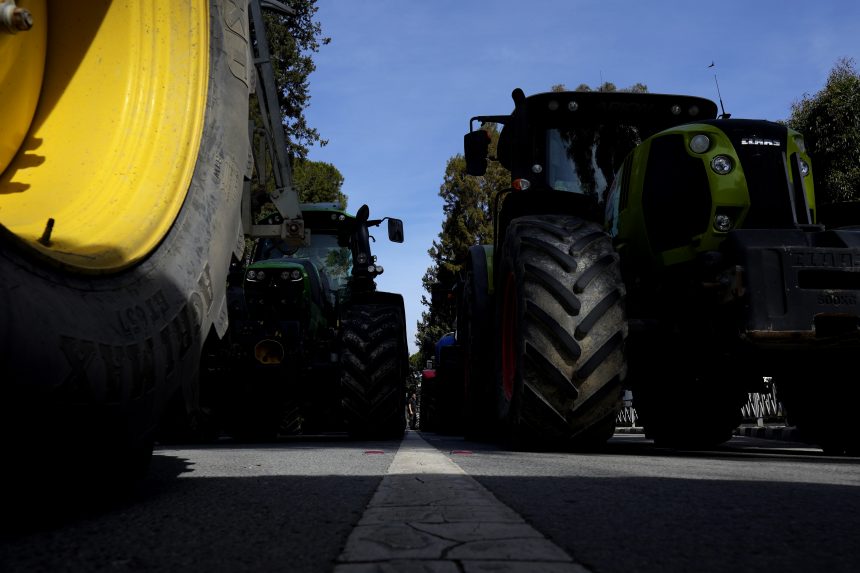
top-left (290, 269), bottom-right (302, 280)
top-left (711, 155), bottom-right (734, 175)
top-left (256, 270), bottom-right (266, 281)
top-left (375, 265), bottom-right (384, 274)
top-left (280, 271), bottom-right (290, 280)
top-left (689, 134), bottom-right (710, 154)
top-left (799, 158), bottom-right (810, 177)
top-left (246, 270), bottom-right (257, 281)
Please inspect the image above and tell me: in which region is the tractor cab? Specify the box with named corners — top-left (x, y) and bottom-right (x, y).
top-left (249, 204), bottom-right (404, 301)
top-left (465, 89), bottom-right (718, 204)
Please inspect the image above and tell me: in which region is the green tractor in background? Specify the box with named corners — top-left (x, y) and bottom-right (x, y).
top-left (203, 202), bottom-right (408, 439)
top-left (184, 0), bottom-right (409, 441)
top-left (458, 88), bottom-right (860, 453)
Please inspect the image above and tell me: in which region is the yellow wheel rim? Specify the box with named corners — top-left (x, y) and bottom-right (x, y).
top-left (0, 0), bottom-right (209, 272)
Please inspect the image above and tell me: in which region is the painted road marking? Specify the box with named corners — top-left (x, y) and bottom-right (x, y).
top-left (335, 431), bottom-right (589, 572)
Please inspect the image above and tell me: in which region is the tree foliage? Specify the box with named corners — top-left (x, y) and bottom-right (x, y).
top-left (293, 160), bottom-right (347, 207)
top-left (247, 2), bottom-right (348, 228)
top-left (415, 126), bottom-right (509, 361)
top-left (789, 57), bottom-right (860, 204)
top-left (261, 0), bottom-right (330, 159)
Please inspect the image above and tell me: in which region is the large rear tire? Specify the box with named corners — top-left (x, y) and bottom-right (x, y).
top-left (461, 246), bottom-right (497, 440)
top-left (777, 358), bottom-right (860, 455)
top-left (635, 373), bottom-right (744, 449)
top-left (497, 215), bottom-right (626, 449)
top-left (0, 0), bottom-right (251, 475)
top-left (434, 344), bottom-right (464, 435)
top-left (340, 303), bottom-right (407, 439)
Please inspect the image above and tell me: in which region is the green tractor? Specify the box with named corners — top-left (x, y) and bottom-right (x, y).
top-left (203, 202), bottom-right (408, 439)
top-left (182, 0), bottom-right (409, 441)
top-left (460, 88), bottom-right (860, 452)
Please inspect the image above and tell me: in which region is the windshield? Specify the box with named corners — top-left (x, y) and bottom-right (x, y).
top-left (546, 125), bottom-right (641, 203)
top-left (256, 233), bottom-right (353, 291)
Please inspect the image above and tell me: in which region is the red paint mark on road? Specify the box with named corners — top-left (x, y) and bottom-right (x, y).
top-left (364, 450), bottom-right (385, 455)
top-left (451, 450), bottom-right (473, 455)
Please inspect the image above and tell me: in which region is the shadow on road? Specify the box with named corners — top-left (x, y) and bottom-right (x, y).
top-left (424, 431), bottom-right (860, 465)
top-left (3, 434), bottom-right (859, 573)
top-left (419, 432), bottom-right (860, 573)
top-left (1, 453), bottom-right (193, 537)
top-left (1, 440), bottom-right (392, 573)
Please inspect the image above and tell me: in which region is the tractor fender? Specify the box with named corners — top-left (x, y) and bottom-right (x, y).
top-left (350, 290), bottom-right (407, 313)
top-left (495, 189), bottom-right (600, 267)
top-left (467, 245), bottom-right (494, 297)
top-left (347, 290), bottom-right (409, 368)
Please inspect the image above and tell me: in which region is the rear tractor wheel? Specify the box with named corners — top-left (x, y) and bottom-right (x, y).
top-left (340, 303), bottom-right (408, 439)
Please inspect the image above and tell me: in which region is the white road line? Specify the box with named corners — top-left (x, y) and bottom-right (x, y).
top-left (335, 431), bottom-right (589, 572)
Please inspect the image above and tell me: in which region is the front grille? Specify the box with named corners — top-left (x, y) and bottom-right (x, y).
top-left (737, 146), bottom-right (794, 228)
top-left (642, 134), bottom-right (712, 251)
top-left (704, 120), bottom-right (796, 229)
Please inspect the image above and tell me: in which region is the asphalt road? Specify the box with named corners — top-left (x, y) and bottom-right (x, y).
top-left (2, 432), bottom-right (858, 573)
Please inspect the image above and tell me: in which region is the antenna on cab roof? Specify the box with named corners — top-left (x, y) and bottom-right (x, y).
top-left (710, 62), bottom-right (731, 119)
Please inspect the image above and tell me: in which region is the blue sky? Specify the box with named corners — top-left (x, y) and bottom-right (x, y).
top-left (303, 0), bottom-right (860, 354)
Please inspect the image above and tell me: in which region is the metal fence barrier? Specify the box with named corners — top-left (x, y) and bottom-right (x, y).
top-left (614, 386), bottom-right (788, 429)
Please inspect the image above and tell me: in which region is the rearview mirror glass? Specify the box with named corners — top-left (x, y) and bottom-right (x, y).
top-left (388, 218), bottom-right (404, 243)
top-left (464, 130), bottom-right (490, 176)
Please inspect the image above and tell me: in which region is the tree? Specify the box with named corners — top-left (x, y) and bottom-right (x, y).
top-left (415, 126), bottom-right (509, 362)
top-left (261, 0), bottom-right (330, 159)
top-left (293, 160), bottom-right (347, 207)
top-left (789, 57), bottom-right (860, 204)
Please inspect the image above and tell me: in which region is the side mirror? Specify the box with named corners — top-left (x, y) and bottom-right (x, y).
top-left (387, 218), bottom-right (404, 243)
top-left (464, 129), bottom-right (491, 176)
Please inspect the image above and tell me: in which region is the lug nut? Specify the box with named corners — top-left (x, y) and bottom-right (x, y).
top-left (12, 7), bottom-right (32, 30)
top-left (1, 2), bottom-right (33, 33)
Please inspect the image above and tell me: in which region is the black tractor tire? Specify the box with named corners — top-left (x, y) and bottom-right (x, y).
top-left (635, 374), bottom-right (744, 449)
top-left (278, 399), bottom-right (304, 436)
top-left (218, 363), bottom-right (304, 442)
top-left (340, 302), bottom-right (407, 439)
top-left (435, 344), bottom-right (465, 435)
top-left (496, 215), bottom-right (626, 449)
top-left (461, 247), bottom-right (497, 440)
top-left (0, 0), bottom-right (251, 477)
top-left (777, 360), bottom-right (860, 455)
